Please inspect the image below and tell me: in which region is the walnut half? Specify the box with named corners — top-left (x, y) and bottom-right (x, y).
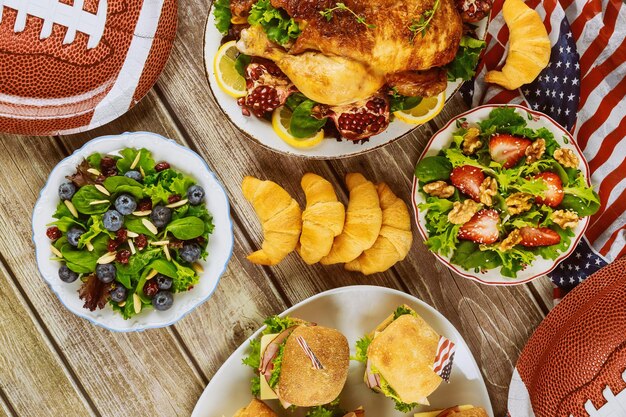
top-left (423, 181), bottom-right (455, 198)
top-left (525, 138), bottom-right (546, 164)
top-left (506, 192), bottom-right (533, 215)
top-left (499, 229), bottom-right (522, 251)
top-left (552, 209), bottom-right (579, 229)
top-left (554, 148), bottom-right (579, 168)
top-left (479, 177), bottom-right (498, 206)
top-left (448, 200), bottom-right (480, 225)
top-left (462, 127), bottom-right (483, 155)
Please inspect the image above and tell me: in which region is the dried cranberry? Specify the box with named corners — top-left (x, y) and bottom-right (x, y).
top-left (169, 239), bottom-right (183, 249)
top-left (195, 236), bottom-right (206, 245)
top-left (46, 227), bottom-right (61, 241)
top-left (100, 156), bottom-right (116, 170)
top-left (138, 199), bottom-right (152, 211)
top-left (155, 162), bottom-right (170, 172)
top-left (107, 239), bottom-right (120, 252)
top-left (135, 234), bottom-right (148, 250)
top-left (168, 194), bottom-right (181, 204)
top-left (116, 249), bottom-right (131, 264)
top-left (95, 175), bottom-right (106, 184)
top-left (143, 280), bottom-right (159, 298)
top-left (116, 229), bottom-right (128, 242)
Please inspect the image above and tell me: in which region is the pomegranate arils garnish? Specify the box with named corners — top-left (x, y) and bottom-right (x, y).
top-left (46, 227), bottom-right (61, 241)
top-left (155, 162), bottom-right (170, 172)
top-left (116, 250), bottom-right (131, 264)
top-left (241, 60), bottom-right (295, 118)
top-left (328, 94), bottom-right (391, 141)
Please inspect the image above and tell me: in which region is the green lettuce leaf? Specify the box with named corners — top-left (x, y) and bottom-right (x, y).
top-left (171, 259), bottom-right (199, 292)
top-left (446, 36), bottom-right (486, 81)
top-left (71, 185), bottom-right (111, 215)
top-left (351, 335), bottom-right (372, 363)
top-left (248, 0), bottom-right (301, 45)
top-left (116, 148), bottom-right (156, 176)
top-left (213, 0), bottom-right (232, 35)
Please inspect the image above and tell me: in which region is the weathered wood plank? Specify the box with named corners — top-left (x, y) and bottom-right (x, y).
top-left (0, 135), bottom-right (204, 417)
top-left (0, 260), bottom-right (94, 417)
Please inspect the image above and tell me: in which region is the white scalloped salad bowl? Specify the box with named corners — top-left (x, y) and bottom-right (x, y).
top-left (203, 6), bottom-right (488, 159)
top-left (32, 132), bottom-right (234, 331)
top-left (412, 105), bottom-right (591, 286)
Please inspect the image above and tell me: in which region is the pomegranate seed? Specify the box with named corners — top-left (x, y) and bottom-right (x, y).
top-left (155, 162), bottom-right (170, 172)
top-left (116, 250), bottom-right (131, 264)
top-left (46, 227), bottom-right (61, 241)
top-left (116, 229), bottom-right (128, 242)
top-left (108, 239), bottom-right (120, 252)
top-left (138, 199), bottom-right (152, 211)
top-left (168, 195), bottom-right (181, 204)
top-left (143, 281), bottom-right (159, 298)
top-left (135, 234), bottom-right (148, 250)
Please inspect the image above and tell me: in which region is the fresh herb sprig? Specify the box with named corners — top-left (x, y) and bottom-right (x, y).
top-left (408, 0), bottom-right (440, 42)
top-left (320, 3), bottom-right (376, 29)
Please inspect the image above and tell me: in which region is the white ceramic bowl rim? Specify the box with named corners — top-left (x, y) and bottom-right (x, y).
top-left (31, 132), bottom-right (234, 331)
top-left (412, 104), bottom-right (591, 286)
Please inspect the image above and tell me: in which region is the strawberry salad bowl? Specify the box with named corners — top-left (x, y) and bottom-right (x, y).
top-left (412, 105), bottom-right (599, 285)
top-left (32, 132), bottom-right (234, 331)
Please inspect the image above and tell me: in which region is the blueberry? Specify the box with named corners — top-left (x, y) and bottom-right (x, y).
top-left (110, 284), bottom-right (127, 303)
top-left (180, 242), bottom-right (201, 263)
top-left (187, 185), bottom-right (205, 206)
top-left (124, 170), bottom-right (143, 182)
top-left (114, 194), bottom-right (137, 215)
top-left (59, 265), bottom-right (78, 283)
top-left (152, 291), bottom-right (174, 311)
top-left (58, 182), bottom-right (76, 200)
top-left (96, 264), bottom-right (116, 283)
top-left (150, 205), bottom-right (172, 228)
top-left (103, 210), bottom-right (124, 232)
top-left (155, 274), bottom-right (173, 291)
top-left (66, 227), bottom-right (84, 247)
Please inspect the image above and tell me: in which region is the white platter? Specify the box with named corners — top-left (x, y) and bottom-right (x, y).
top-left (202, 6), bottom-right (487, 159)
top-left (412, 105), bottom-right (591, 285)
top-left (192, 286), bottom-right (493, 417)
top-left (32, 132), bottom-right (234, 332)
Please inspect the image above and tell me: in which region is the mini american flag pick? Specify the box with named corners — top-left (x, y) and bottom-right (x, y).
top-left (296, 336), bottom-right (324, 370)
top-left (432, 336), bottom-right (456, 383)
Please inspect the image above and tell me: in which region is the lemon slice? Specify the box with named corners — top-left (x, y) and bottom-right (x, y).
top-left (272, 106), bottom-right (324, 149)
top-left (213, 40), bottom-right (247, 98)
top-left (394, 91), bottom-right (445, 125)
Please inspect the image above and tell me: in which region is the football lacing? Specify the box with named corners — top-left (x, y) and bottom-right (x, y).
top-left (580, 369), bottom-right (626, 416)
top-left (0, 0), bottom-right (107, 49)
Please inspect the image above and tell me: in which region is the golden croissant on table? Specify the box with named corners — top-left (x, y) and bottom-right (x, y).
top-left (242, 172), bottom-right (412, 273)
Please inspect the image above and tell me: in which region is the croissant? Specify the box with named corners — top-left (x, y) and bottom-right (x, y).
top-left (320, 173), bottom-right (382, 265)
top-left (345, 183), bottom-right (413, 274)
top-left (485, 0), bottom-right (550, 90)
top-left (242, 176), bottom-right (302, 265)
top-left (298, 173), bottom-right (346, 264)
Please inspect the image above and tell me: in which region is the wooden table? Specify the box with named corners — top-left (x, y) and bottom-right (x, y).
top-left (0, 4), bottom-right (553, 417)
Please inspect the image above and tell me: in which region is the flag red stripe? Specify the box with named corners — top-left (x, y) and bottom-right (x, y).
top-left (579, 0), bottom-right (621, 75)
top-left (586, 117), bottom-right (626, 174)
top-left (570, 0), bottom-right (602, 40)
top-left (542, 0), bottom-right (558, 33)
top-left (598, 224), bottom-right (626, 256)
top-left (561, 0), bottom-right (576, 11)
top-left (586, 168), bottom-right (626, 243)
top-left (433, 349), bottom-right (452, 374)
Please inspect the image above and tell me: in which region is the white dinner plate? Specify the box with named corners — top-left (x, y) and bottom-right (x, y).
top-left (202, 6), bottom-right (488, 159)
top-left (192, 285), bottom-right (493, 417)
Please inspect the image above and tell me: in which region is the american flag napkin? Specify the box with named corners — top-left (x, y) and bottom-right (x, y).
top-left (460, 0), bottom-right (626, 303)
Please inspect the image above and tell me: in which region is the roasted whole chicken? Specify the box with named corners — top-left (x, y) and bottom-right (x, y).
top-left (225, 0), bottom-right (490, 140)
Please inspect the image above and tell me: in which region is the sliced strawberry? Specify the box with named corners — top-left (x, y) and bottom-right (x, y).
top-left (519, 227), bottom-right (561, 247)
top-left (450, 165), bottom-right (484, 202)
top-left (489, 134), bottom-right (532, 168)
top-left (458, 209), bottom-right (500, 244)
top-left (534, 172), bottom-right (564, 207)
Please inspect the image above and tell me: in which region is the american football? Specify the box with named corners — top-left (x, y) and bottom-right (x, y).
top-left (508, 256), bottom-right (626, 416)
top-left (0, 0), bottom-right (177, 135)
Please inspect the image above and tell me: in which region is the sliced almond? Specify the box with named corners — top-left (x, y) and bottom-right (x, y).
top-left (139, 166), bottom-right (146, 178)
top-left (130, 150), bottom-right (142, 170)
top-left (192, 262), bottom-right (204, 274)
top-left (146, 269), bottom-right (159, 280)
top-left (163, 245), bottom-right (171, 261)
top-left (133, 210), bottom-right (152, 217)
top-left (118, 301), bottom-right (126, 307)
top-left (166, 199), bottom-right (188, 209)
top-left (87, 168), bottom-right (101, 176)
top-left (95, 184), bottom-right (110, 196)
top-left (142, 218), bottom-right (158, 235)
top-left (89, 199), bottom-right (110, 206)
top-left (128, 239), bottom-right (136, 255)
top-left (127, 231), bottom-right (139, 238)
top-left (50, 245), bottom-right (63, 258)
top-left (64, 200), bottom-right (78, 218)
top-left (97, 252), bottom-right (117, 264)
top-left (133, 293), bottom-right (142, 314)
top-left (150, 240), bottom-right (170, 246)
top-left (85, 242), bottom-right (94, 252)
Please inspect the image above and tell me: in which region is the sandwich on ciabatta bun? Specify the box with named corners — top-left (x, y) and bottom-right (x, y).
top-left (414, 405), bottom-right (488, 417)
top-left (306, 403), bottom-right (365, 417)
top-left (243, 316), bottom-right (350, 408)
top-left (233, 399), bottom-right (277, 417)
top-left (353, 305), bottom-right (456, 412)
